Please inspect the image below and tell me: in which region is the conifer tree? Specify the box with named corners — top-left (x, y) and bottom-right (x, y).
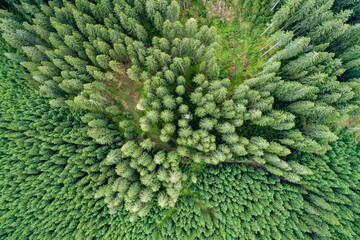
top-left (1, 0), bottom-right (360, 220)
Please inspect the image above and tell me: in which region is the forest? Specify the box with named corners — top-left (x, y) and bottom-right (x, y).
top-left (0, 0), bottom-right (359, 239)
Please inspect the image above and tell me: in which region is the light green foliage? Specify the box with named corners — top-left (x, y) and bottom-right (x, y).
top-left (268, 0), bottom-right (360, 80)
top-left (1, 0), bottom-right (360, 225)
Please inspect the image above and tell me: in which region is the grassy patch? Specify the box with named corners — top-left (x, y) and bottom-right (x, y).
top-left (181, 0), bottom-right (275, 92)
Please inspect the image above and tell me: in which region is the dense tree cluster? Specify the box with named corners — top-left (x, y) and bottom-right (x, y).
top-left (0, 40), bottom-right (120, 238)
top-left (1, 0), bottom-right (359, 216)
top-left (0, 0), bottom-right (360, 235)
top-left (249, 0), bottom-right (360, 174)
top-left (1, 52), bottom-right (359, 238)
top-left (0, 48), bottom-right (172, 234)
top-left (171, 138), bottom-right (360, 239)
top-left (1, 0), bottom-right (205, 216)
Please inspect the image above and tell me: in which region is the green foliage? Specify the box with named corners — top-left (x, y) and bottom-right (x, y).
top-left (1, 0), bottom-right (360, 225)
top-left (284, 132), bottom-right (360, 238)
top-left (0, 36), bottom-right (359, 238)
top-left (267, 0), bottom-right (360, 80)
top-left (0, 40), bottom-right (119, 239)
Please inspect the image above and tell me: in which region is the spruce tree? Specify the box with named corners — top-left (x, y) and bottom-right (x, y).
top-left (1, 0), bottom-right (360, 222)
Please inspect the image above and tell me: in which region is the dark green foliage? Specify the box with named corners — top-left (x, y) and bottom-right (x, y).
top-left (332, 0), bottom-right (360, 24)
top-left (1, 103), bottom-right (359, 240)
top-left (0, 40), bottom-right (122, 238)
top-left (0, 38), bottom-right (359, 237)
top-left (286, 132), bottom-right (360, 238)
top-left (1, 0), bottom-right (360, 227)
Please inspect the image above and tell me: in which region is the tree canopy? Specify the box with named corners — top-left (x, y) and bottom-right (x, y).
top-left (0, 0), bottom-right (360, 238)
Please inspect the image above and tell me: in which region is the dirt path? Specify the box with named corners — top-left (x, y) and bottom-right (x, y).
top-left (124, 75), bottom-right (140, 122)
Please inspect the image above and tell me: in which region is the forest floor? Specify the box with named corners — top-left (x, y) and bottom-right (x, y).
top-left (338, 117), bottom-right (360, 143)
top-left (180, 0), bottom-right (274, 92)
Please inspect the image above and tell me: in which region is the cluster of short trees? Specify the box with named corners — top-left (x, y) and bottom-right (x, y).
top-left (0, 0), bottom-right (359, 222)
